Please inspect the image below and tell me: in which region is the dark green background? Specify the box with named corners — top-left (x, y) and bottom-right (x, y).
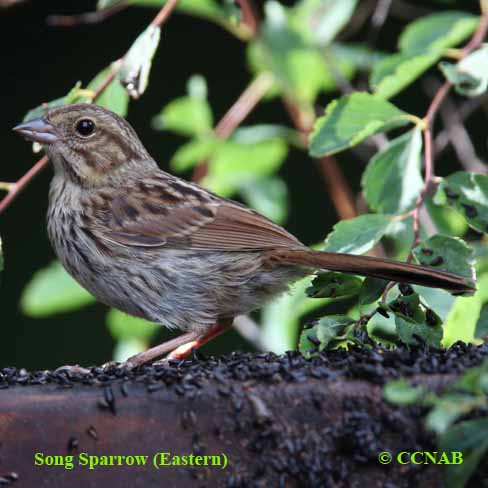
top-left (0, 0), bottom-right (483, 369)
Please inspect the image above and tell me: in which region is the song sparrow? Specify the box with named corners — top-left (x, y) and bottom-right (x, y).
top-left (13, 104), bottom-right (474, 365)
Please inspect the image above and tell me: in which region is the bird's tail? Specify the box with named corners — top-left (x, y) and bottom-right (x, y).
top-left (269, 249), bottom-right (475, 294)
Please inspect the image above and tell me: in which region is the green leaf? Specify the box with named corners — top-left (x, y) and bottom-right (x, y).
top-left (248, 1), bottom-right (356, 104)
top-left (261, 275), bottom-right (331, 353)
top-left (298, 315), bottom-right (354, 356)
top-left (290, 0), bottom-right (358, 46)
top-left (371, 51), bottom-right (439, 100)
top-left (384, 378), bottom-right (426, 405)
top-left (439, 44), bottom-right (488, 97)
top-left (119, 24), bottom-right (161, 99)
top-left (323, 214), bottom-right (393, 255)
top-left (399, 11), bottom-right (478, 54)
top-left (362, 128), bottom-right (423, 214)
top-left (153, 96), bottom-right (213, 136)
top-left (440, 418), bottom-right (488, 488)
top-left (435, 171), bottom-right (488, 234)
top-left (390, 292), bottom-right (443, 347)
top-left (395, 312), bottom-right (443, 347)
top-left (87, 66), bottom-right (129, 116)
top-left (106, 309), bottom-right (159, 342)
top-left (232, 124), bottom-right (303, 148)
top-left (359, 277), bottom-right (388, 306)
top-left (21, 261), bottom-right (95, 317)
top-left (474, 304), bottom-right (488, 340)
top-left (370, 12), bottom-right (478, 99)
top-left (306, 272), bottom-right (362, 299)
top-left (202, 138), bottom-right (288, 196)
top-left (23, 82), bottom-right (85, 122)
top-left (240, 176), bottom-right (289, 224)
top-left (309, 93), bottom-right (411, 157)
top-left (412, 234), bottom-right (476, 281)
top-left (426, 199), bottom-right (468, 237)
top-left (170, 137), bottom-right (218, 172)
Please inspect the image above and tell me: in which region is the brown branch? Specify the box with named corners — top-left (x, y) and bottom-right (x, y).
top-left (235, 0), bottom-right (259, 37)
top-left (192, 72), bottom-right (274, 182)
top-left (283, 99), bottom-right (357, 221)
top-left (47, 1), bottom-right (130, 27)
top-left (0, 1), bottom-right (181, 216)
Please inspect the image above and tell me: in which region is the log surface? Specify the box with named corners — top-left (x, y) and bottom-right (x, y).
top-left (0, 343), bottom-right (487, 487)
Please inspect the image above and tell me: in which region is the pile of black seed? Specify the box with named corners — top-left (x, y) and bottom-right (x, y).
top-left (1, 341), bottom-right (487, 391)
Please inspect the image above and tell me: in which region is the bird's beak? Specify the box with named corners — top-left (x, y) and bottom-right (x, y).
top-left (12, 117), bottom-right (59, 144)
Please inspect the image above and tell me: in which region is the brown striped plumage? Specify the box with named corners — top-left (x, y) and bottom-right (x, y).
top-left (14, 104), bottom-right (475, 364)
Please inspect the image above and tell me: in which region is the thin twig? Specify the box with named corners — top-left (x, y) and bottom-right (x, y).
top-left (283, 99), bottom-right (357, 220)
top-left (192, 72), bottom-right (275, 182)
top-left (0, 0), bottom-right (181, 216)
top-left (367, 0), bottom-right (392, 47)
top-left (405, 5), bottom-right (488, 259)
top-left (424, 78), bottom-right (486, 173)
top-left (47, 2), bottom-right (130, 27)
top-left (235, 0), bottom-right (259, 37)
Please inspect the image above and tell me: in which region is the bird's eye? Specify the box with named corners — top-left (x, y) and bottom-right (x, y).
top-left (75, 119), bottom-right (96, 137)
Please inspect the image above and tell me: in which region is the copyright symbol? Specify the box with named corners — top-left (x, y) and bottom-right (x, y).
top-left (378, 451), bottom-right (392, 464)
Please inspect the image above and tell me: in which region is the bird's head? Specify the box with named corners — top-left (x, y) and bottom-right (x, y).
top-left (13, 104), bottom-right (153, 187)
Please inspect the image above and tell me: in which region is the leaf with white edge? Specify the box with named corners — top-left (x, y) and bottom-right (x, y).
top-left (290, 0), bottom-right (358, 46)
top-left (106, 309), bottom-right (159, 342)
top-left (309, 93), bottom-right (411, 157)
top-left (306, 272), bottom-right (362, 299)
top-left (384, 379), bottom-right (426, 406)
top-left (440, 418), bottom-right (488, 488)
top-left (399, 11), bottom-right (478, 54)
top-left (412, 234), bottom-right (476, 282)
top-left (362, 128), bottom-right (423, 214)
top-left (359, 277), bottom-right (388, 306)
top-left (119, 24), bottom-right (161, 99)
top-left (87, 66), bottom-right (129, 116)
top-left (435, 171), bottom-right (488, 234)
top-left (97, 0), bottom-right (120, 8)
top-left (233, 124), bottom-right (303, 148)
top-left (21, 261), bottom-right (95, 317)
top-left (370, 12), bottom-right (478, 99)
top-left (371, 51), bottom-right (439, 99)
top-left (240, 176), bottom-right (288, 224)
top-left (323, 214), bottom-right (393, 255)
top-left (23, 82), bottom-right (85, 122)
top-left (202, 138), bottom-right (288, 196)
top-left (153, 96), bottom-right (213, 137)
top-left (299, 315), bottom-right (354, 356)
top-left (440, 44), bottom-right (488, 97)
top-left (170, 137), bottom-right (219, 172)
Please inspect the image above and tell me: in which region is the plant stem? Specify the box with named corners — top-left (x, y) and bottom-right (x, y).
top-left (192, 72), bottom-right (275, 183)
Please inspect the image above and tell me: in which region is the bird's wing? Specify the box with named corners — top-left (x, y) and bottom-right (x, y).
top-left (85, 175), bottom-right (302, 251)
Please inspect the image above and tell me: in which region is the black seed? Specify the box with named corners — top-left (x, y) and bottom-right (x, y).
top-left (86, 425), bottom-right (99, 441)
top-left (421, 248), bottom-right (434, 256)
top-left (430, 256), bottom-right (444, 266)
top-left (462, 203), bottom-right (478, 219)
top-left (444, 187), bottom-right (459, 199)
top-left (67, 436), bottom-right (79, 452)
top-left (399, 283), bottom-right (414, 296)
top-left (377, 307), bottom-right (390, 318)
top-left (104, 385), bottom-right (116, 415)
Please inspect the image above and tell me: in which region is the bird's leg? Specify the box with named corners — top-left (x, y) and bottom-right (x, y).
top-left (162, 318), bottom-right (234, 362)
top-left (125, 318), bottom-right (234, 367)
